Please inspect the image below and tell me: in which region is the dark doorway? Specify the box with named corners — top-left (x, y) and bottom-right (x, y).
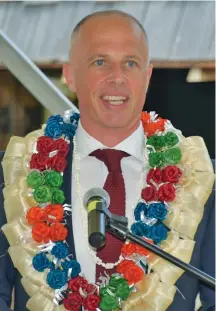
top-left (145, 69), bottom-right (215, 159)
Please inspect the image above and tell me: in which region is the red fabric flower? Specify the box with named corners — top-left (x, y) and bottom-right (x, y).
top-left (49, 222), bottom-right (67, 242)
top-left (141, 111), bottom-right (151, 123)
top-left (32, 222), bottom-right (50, 243)
top-left (26, 206), bottom-right (47, 225)
top-left (36, 136), bottom-right (54, 154)
top-left (83, 294), bottom-right (100, 311)
top-left (51, 138), bottom-right (69, 157)
top-left (141, 185), bottom-right (157, 202)
top-left (117, 259), bottom-right (130, 272)
top-left (63, 292), bottom-right (83, 311)
top-left (121, 240), bottom-right (154, 257)
top-left (135, 238), bottom-right (154, 257)
top-left (117, 259), bottom-right (144, 285)
top-left (48, 155), bottom-right (67, 173)
top-left (162, 166), bottom-right (182, 183)
top-left (121, 243), bottom-right (137, 257)
top-left (45, 204), bottom-right (64, 223)
top-left (147, 168), bottom-right (162, 185)
top-left (68, 276), bottom-right (88, 292)
top-left (86, 284), bottom-right (97, 294)
top-left (157, 183), bottom-right (175, 202)
top-left (141, 112), bottom-right (167, 137)
top-left (30, 153), bottom-right (49, 171)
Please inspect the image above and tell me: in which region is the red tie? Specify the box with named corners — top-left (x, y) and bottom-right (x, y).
top-left (89, 149), bottom-right (129, 280)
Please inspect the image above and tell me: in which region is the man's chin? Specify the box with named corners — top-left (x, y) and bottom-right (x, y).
top-left (99, 120), bottom-right (133, 130)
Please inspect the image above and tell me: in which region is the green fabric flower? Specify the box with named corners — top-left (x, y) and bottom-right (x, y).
top-left (99, 295), bottom-right (119, 311)
top-left (45, 170), bottom-right (63, 188)
top-left (149, 152), bottom-right (164, 167)
top-left (164, 132), bottom-right (179, 148)
top-left (147, 135), bottom-right (164, 150)
top-left (164, 147), bottom-right (182, 164)
top-left (100, 286), bottom-right (116, 298)
top-left (109, 275), bottom-right (127, 288)
top-left (51, 188), bottom-right (65, 204)
top-left (147, 146), bottom-right (155, 154)
top-left (116, 282), bottom-right (130, 300)
top-left (27, 170), bottom-right (44, 189)
top-left (33, 185), bottom-right (52, 203)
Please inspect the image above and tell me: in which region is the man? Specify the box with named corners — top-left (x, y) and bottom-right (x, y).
top-left (0, 10), bottom-right (215, 311)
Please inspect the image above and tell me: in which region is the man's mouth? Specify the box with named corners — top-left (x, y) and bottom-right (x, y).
top-left (101, 95), bottom-right (128, 106)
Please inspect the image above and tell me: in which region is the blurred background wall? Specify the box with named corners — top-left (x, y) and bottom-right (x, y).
top-left (0, 0), bottom-right (215, 157)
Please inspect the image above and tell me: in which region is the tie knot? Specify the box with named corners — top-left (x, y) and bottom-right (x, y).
top-left (90, 149), bottom-right (129, 172)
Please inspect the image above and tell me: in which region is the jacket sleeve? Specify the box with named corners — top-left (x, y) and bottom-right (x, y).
top-left (0, 151), bottom-right (15, 310)
top-left (199, 169), bottom-right (215, 311)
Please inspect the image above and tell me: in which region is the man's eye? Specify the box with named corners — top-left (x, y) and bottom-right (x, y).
top-left (94, 59), bottom-right (104, 66)
top-left (126, 61), bottom-right (137, 67)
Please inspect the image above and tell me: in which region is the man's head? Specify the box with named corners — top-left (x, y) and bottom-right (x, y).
top-left (63, 10), bottom-right (152, 144)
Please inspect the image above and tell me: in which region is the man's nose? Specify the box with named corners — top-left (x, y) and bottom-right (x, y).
top-left (107, 64), bottom-right (126, 85)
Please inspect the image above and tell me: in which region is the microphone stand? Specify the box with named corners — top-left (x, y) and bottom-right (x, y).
top-left (96, 202), bottom-right (215, 289)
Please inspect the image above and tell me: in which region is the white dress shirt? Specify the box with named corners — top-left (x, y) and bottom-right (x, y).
top-left (71, 121), bottom-right (146, 283)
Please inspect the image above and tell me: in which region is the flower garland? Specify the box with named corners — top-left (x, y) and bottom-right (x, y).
top-left (24, 113), bottom-right (103, 311)
top-left (130, 113), bottom-right (183, 245)
top-left (20, 111), bottom-right (185, 311)
top-left (2, 110), bottom-right (214, 311)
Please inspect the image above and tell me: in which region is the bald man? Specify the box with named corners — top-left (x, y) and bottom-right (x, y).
top-left (0, 10), bottom-right (215, 311)
top-left (64, 10), bottom-right (152, 147)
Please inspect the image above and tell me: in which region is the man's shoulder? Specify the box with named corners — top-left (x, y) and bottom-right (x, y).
top-left (0, 151), bottom-right (4, 176)
top-left (211, 159), bottom-right (215, 190)
top-left (0, 152), bottom-right (5, 225)
top-left (0, 151), bottom-right (5, 162)
top-left (0, 151), bottom-right (5, 180)
top-left (0, 151), bottom-right (5, 208)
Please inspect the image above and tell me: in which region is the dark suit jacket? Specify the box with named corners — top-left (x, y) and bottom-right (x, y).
top-left (0, 147), bottom-right (215, 311)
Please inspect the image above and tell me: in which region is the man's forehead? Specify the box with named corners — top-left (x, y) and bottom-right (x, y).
top-left (72, 14), bottom-right (146, 44)
top-left (70, 13), bottom-right (148, 61)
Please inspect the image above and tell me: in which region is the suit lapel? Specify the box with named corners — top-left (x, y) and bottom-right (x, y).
top-left (62, 138), bottom-right (77, 259)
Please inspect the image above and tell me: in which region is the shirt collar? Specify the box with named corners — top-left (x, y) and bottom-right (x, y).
top-left (75, 121), bottom-right (146, 162)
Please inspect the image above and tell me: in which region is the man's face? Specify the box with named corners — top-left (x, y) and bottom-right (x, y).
top-left (64, 15), bottom-right (152, 131)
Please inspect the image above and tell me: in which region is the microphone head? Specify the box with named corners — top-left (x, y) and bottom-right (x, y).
top-left (83, 188), bottom-right (110, 209)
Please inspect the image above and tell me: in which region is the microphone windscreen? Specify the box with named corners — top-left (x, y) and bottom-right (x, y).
top-left (83, 188), bottom-right (110, 208)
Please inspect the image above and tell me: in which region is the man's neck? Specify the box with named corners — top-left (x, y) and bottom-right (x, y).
top-left (80, 120), bottom-right (140, 147)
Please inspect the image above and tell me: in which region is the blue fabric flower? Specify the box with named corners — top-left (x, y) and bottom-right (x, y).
top-left (61, 259), bottom-right (81, 278)
top-left (145, 203), bottom-right (168, 220)
top-left (131, 222), bottom-right (151, 238)
top-left (134, 202), bottom-right (147, 221)
top-left (46, 269), bottom-right (68, 289)
top-left (61, 260), bottom-right (72, 271)
top-left (45, 115), bottom-right (63, 139)
top-left (32, 253), bottom-right (51, 272)
top-left (48, 115), bottom-right (63, 123)
top-left (150, 223), bottom-right (168, 243)
top-left (70, 112), bottom-right (80, 123)
top-left (62, 123), bottom-right (77, 139)
top-left (51, 242), bottom-right (69, 259)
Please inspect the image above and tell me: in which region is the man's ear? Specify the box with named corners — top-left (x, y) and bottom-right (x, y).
top-left (62, 63), bottom-right (76, 93)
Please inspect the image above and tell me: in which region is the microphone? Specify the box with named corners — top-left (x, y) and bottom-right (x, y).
top-left (83, 188), bottom-right (110, 249)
